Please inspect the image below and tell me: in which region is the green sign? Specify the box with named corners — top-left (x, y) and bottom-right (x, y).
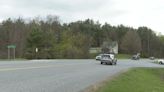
top-left (7, 45), bottom-right (16, 48)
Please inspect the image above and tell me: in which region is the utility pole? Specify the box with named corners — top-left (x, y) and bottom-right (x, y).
top-left (147, 31), bottom-right (150, 57)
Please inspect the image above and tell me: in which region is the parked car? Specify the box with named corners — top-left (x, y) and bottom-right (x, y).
top-left (157, 59), bottom-right (164, 64)
top-left (132, 53), bottom-right (140, 60)
top-left (100, 54), bottom-right (117, 65)
top-left (95, 54), bottom-right (103, 61)
top-left (149, 57), bottom-right (155, 60)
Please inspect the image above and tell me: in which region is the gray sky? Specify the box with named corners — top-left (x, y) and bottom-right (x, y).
top-left (0, 0), bottom-right (163, 34)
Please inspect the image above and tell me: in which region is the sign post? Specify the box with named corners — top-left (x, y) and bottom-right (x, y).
top-left (7, 45), bottom-right (16, 60)
top-left (36, 48), bottom-right (38, 53)
top-left (8, 47), bottom-right (10, 59)
top-left (35, 48), bottom-right (38, 59)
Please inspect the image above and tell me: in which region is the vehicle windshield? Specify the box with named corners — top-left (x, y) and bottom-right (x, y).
top-left (102, 55), bottom-right (110, 58)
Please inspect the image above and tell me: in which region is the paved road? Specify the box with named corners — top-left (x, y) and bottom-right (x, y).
top-left (0, 59), bottom-right (163, 92)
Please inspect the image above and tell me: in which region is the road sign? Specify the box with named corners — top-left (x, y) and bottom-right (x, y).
top-left (7, 45), bottom-right (16, 59)
top-left (7, 45), bottom-right (16, 48)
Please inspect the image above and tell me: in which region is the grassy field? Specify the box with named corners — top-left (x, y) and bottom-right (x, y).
top-left (96, 68), bottom-right (164, 92)
top-left (116, 54), bottom-right (131, 59)
top-left (0, 58), bottom-right (27, 61)
top-left (90, 53), bottom-right (132, 59)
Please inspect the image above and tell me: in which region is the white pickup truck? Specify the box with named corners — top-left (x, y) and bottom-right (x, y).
top-left (100, 54), bottom-right (117, 65)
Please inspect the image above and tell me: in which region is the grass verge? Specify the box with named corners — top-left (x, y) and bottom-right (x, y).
top-left (116, 54), bottom-right (131, 59)
top-left (0, 58), bottom-right (27, 61)
top-left (95, 68), bottom-right (164, 92)
top-left (89, 53), bottom-right (132, 59)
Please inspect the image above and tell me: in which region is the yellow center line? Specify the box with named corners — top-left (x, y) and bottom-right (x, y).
top-left (0, 65), bottom-right (62, 72)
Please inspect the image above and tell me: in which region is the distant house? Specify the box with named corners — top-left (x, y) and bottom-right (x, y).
top-left (108, 41), bottom-right (118, 54)
top-left (89, 47), bottom-right (101, 54)
top-left (89, 41), bottom-right (118, 54)
top-left (101, 41), bottom-right (118, 54)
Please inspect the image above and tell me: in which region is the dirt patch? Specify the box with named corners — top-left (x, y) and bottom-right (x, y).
top-left (81, 69), bottom-right (129, 92)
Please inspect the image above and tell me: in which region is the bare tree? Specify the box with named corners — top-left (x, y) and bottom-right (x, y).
top-left (121, 31), bottom-right (141, 54)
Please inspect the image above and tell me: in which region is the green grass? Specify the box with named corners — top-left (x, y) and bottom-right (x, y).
top-left (89, 53), bottom-right (99, 59)
top-left (116, 54), bottom-right (131, 59)
top-left (89, 53), bottom-right (132, 59)
top-left (0, 58), bottom-right (27, 61)
top-left (97, 68), bottom-right (164, 92)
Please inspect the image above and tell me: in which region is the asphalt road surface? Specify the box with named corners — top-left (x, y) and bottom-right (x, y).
top-left (0, 59), bottom-right (163, 92)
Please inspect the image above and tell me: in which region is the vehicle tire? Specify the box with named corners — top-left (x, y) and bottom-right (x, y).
top-left (101, 62), bottom-right (103, 64)
top-left (159, 62), bottom-right (163, 64)
top-left (110, 62), bottom-right (113, 65)
top-left (114, 60), bottom-right (117, 65)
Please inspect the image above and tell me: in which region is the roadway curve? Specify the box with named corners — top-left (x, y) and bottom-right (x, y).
top-left (0, 59), bottom-right (163, 92)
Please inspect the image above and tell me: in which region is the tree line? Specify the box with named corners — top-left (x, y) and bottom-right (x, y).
top-left (0, 15), bottom-right (164, 59)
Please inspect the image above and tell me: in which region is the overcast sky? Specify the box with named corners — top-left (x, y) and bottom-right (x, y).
top-left (0, 0), bottom-right (163, 34)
